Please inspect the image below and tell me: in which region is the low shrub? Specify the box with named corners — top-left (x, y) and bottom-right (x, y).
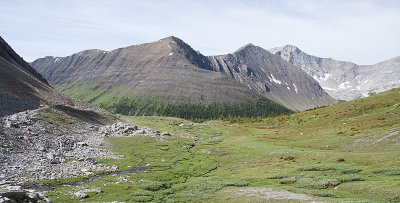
top-left (372, 167), bottom-right (400, 176)
top-left (298, 163), bottom-right (361, 174)
top-left (140, 180), bottom-right (170, 191)
top-left (130, 195), bottom-right (153, 202)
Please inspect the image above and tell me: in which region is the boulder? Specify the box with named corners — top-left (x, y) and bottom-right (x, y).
top-left (74, 191), bottom-right (88, 199)
top-left (46, 153), bottom-right (55, 160)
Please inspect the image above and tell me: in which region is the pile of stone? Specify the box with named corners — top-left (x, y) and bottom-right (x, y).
top-left (0, 186), bottom-right (52, 203)
top-left (0, 108), bottom-right (118, 187)
top-left (99, 122), bottom-right (172, 138)
top-left (0, 106), bottom-right (173, 192)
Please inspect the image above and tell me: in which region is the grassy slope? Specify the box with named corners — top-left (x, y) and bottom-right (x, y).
top-left (55, 83), bottom-right (293, 120)
top-left (44, 88), bottom-right (400, 202)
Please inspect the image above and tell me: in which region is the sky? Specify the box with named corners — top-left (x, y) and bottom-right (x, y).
top-left (1, 0), bottom-right (399, 65)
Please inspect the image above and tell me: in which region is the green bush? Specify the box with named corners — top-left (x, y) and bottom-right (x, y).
top-left (109, 97), bottom-right (293, 120)
top-left (298, 163), bottom-right (362, 174)
top-left (130, 195), bottom-right (153, 202)
top-left (267, 174), bottom-right (302, 179)
top-left (140, 180), bottom-right (171, 191)
top-left (177, 177), bottom-right (248, 200)
top-left (372, 167), bottom-right (400, 176)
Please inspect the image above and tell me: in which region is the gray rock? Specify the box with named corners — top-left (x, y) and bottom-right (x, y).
top-left (46, 153), bottom-right (55, 160)
top-left (82, 188), bottom-right (102, 193)
top-left (76, 142), bottom-right (88, 147)
top-left (50, 159), bottom-right (61, 164)
top-left (74, 191), bottom-right (88, 199)
top-left (162, 132), bottom-right (172, 136)
top-left (85, 158), bottom-right (96, 164)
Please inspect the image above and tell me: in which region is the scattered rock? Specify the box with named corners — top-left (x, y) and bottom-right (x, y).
top-left (0, 107), bottom-right (171, 189)
top-left (74, 191), bottom-right (88, 199)
top-left (46, 153), bottom-right (55, 160)
top-left (76, 142), bottom-right (88, 147)
top-left (82, 188), bottom-right (102, 193)
top-left (74, 188), bottom-right (102, 199)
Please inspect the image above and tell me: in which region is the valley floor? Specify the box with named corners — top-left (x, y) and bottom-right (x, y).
top-left (1, 88), bottom-right (400, 202)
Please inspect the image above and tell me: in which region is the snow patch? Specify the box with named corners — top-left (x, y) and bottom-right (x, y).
top-left (293, 83), bottom-right (298, 93)
top-left (270, 74), bottom-right (282, 84)
top-left (287, 86), bottom-right (290, 90)
top-left (169, 52), bottom-right (174, 56)
top-left (320, 73), bottom-right (332, 81)
top-left (54, 58), bottom-right (59, 63)
top-left (322, 87), bottom-right (338, 91)
top-left (338, 82), bottom-right (352, 90)
top-left (351, 86), bottom-right (361, 91)
top-left (313, 75), bottom-right (320, 82)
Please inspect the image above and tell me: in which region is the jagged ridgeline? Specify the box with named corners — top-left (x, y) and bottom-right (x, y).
top-left (33, 36), bottom-right (339, 119)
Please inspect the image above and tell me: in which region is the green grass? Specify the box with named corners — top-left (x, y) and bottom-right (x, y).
top-left (298, 163), bottom-right (362, 174)
top-left (39, 88), bottom-right (400, 202)
top-left (372, 167), bottom-right (400, 176)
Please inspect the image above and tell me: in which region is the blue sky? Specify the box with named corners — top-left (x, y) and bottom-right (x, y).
top-left (1, 0), bottom-right (399, 64)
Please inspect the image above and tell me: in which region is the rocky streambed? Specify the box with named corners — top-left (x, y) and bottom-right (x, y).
top-left (0, 106), bottom-right (172, 201)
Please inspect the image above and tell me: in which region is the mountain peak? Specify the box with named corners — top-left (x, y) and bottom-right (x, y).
top-left (269, 44), bottom-right (302, 55)
top-left (160, 36), bottom-right (184, 43)
top-left (283, 44), bottom-right (301, 52)
top-left (234, 43), bottom-right (258, 53)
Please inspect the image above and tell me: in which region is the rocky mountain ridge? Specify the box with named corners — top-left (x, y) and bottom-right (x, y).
top-left (208, 43), bottom-right (336, 110)
top-left (32, 36), bottom-right (257, 105)
top-left (31, 36), bottom-right (336, 112)
top-left (0, 36), bottom-right (93, 117)
top-left (0, 36), bottom-right (48, 85)
top-left (269, 45), bottom-right (400, 100)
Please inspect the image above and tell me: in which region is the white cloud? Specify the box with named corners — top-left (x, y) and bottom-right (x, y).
top-left (0, 0), bottom-right (399, 64)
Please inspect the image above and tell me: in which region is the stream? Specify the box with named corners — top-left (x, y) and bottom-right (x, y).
top-left (24, 153), bottom-right (152, 191)
top-left (24, 133), bottom-right (222, 191)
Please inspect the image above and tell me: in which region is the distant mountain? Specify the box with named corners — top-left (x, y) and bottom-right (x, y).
top-left (208, 44), bottom-right (337, 110)
top-left (31, 36), bottom-right (336, 118)
top-left (269, 45), bottom-right (400, 101)
top-left (0, 36), bottom-right (87, 116)
top-left (32, 37), bottom-right (259, 104)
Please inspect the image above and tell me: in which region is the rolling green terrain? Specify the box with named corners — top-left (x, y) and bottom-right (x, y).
top-left (42, 87), bottom-right (400, 202)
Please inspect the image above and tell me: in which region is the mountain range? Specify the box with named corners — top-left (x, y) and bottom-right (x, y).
top-left (270, 45), bottom-right (400, 101)
top-left (31, 36), bottom-right (336, 115)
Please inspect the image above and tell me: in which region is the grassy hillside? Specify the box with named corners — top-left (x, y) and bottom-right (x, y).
top-left (56, 83), bottom-right (293, 120)
top-left (43, 88), bottom-right (400, 202)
